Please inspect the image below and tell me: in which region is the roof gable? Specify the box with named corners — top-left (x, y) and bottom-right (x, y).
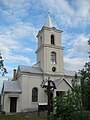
top-left (54, 77), bottom-right (72, 89)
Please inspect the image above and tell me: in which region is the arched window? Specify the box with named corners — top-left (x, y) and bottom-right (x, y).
top-left (51, 35), bottom-right (55, 45)
top-left (32, 87), bottom-right (38, 102)
top-left (51, 52), bottom-right (56, 64)
top-left (40, 36), bottom-right (42, 45)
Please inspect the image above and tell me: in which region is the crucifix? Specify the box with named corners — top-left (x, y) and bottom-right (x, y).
top-left (41, 77), bottom-right (56, 118)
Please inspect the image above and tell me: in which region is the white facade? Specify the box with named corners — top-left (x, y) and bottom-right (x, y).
top-left (1, 14), bottom-right (76, 113)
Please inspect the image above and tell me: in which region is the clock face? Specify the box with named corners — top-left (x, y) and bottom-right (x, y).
top-left (52, 67), bottom-right (56, 72)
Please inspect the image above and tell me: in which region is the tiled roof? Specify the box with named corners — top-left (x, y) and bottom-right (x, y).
top-left (4, 81), bottom-right (21, 93)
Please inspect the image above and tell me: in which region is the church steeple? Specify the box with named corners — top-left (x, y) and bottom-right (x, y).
top-left (36, 13), bottom-right (64, 75)
top-left (44, 13), bottom-right (54, 28)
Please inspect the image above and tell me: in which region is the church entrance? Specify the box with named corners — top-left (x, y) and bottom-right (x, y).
top-left (10, 97), bottom-right (17, 112)
top-left (56, 91), bottom-right (64, 97)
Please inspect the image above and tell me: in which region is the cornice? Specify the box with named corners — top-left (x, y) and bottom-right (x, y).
top-left (35, 44), bottom-right (64, 53)
top-left (17, 72), bottom-right (43, 78)
top-left (37, 26), bottom-right (63, 37)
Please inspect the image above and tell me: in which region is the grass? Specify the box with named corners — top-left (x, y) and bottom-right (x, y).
top-left (0, 111), bottom-right (90, 120)
top-left (0, 112), bottom-right (47, 120)
top-left (0, 115), bottom-right (46, 120)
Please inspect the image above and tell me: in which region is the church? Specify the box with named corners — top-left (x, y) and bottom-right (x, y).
top-left (1, 14), bottom-right (77, 113)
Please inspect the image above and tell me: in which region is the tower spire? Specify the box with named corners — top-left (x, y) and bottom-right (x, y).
top-left (44, 13), bottom-right (54, 28)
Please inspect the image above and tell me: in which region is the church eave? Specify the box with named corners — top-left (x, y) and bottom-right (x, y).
top-left (4, 91), bottom-right (22, 93)
top-left (43, 26), bottom-right (63, 33)
top-left (17, 71), bottom-right (43, 77)
top-left (35, 44), bottom-right (64, 54)
top-left (37, 26), bottom-right (63, 38)
top-left (43, 73), bottom-right (64, 76)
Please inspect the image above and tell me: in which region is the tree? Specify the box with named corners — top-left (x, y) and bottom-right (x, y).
top-left (50, 75), bottom-right (89, 120)
top-left (0, 53), bottom-right (7, 76)
top-left (79, 62), bottom-right (90, 111)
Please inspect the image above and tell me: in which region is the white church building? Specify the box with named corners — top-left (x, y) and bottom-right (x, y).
top-left (1, 14), bottom-right (77, 113)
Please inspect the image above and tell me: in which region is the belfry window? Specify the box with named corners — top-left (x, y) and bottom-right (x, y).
top-left (51, 52), bottom-right (56, 64)
top-left (51, 35), bottom-right (55, 45)
top-left (40, 36), bottom-right (42, 46)
top-left (32, 87), bottom-right (38, 102)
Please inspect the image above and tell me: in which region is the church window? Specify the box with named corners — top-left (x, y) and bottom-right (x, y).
top-left (51, 52), bottom-right (56, 64)
top-left (40, 36), bottom-right (42, 46)
top-left (32, 87), bottom-right (38, 102)
top-left (51, 35), bottom-right (55, 45)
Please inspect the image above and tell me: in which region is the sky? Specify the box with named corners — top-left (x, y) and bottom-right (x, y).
top-left (0, 0), bottom-right (90, 91)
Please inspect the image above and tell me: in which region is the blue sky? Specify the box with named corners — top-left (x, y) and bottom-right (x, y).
top-left (0, 0), bottom-right (90, 91)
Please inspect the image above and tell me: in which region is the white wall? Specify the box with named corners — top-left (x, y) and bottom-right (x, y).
top-left (20, 74), bottom-right (47, 112)
top-left (56, 80), bottom-right (72, 91)
top-left (3, 93), bottom-right (21, 113)
top-left (36, 27), bottom-right (64, 75)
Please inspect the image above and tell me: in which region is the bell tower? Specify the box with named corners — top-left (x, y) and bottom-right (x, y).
top-left (36, 13), bottom-right (64, 75)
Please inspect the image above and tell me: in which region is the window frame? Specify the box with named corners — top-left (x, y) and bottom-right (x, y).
top-left (51, 35), bottom-right (55, 45)
top-left (51, 52), bottom-right (56, 64)
top-left (40, 36), bottom-right (42, 46)
top-left (32, 87), bottom-right (38, 102)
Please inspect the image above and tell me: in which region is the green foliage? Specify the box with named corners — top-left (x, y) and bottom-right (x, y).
top-left (79, 62), bottom-right (90, 110)
top-left (0, 53), bottom-right (7, 76)
top-left (50, 62), bottom-right (90, 120)
top-left (50, 76), bottom-right (88, 120)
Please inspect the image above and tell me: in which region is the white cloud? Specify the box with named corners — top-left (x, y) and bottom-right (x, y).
top-left (41, 0), bottom-right (90, 27)
top-left (7, 55), bottom-right (30, 64)
top-left (63, 32), bottom-right (89, 53)
top-left (64, 56), bottom-right (87, 71)
top-left (0, 28), bottom-right (33, 64)
top-left (0, 0), bottom-right (31, 23)
top-left (63, 32), bottom-right (90, 71)
top-left (75, 0), bottom-right (90, 17)
top-left (12, 22), bottom-right (38, 40)
top-left (23, 48), bottom-right (33, 53)
top-left (73, 35), bottom-right (89, 55)
top-left (0, 0), bottom-right (89, 28)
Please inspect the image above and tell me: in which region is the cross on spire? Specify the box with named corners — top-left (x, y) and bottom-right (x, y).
top-left (44, 13), bottom-right (54, 28)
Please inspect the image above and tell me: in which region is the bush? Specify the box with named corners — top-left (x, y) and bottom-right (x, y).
top-left (50, 86), bottom-right (89, 120)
